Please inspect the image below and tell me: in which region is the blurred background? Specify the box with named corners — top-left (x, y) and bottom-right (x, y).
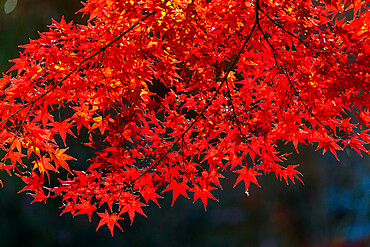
top-left (0, 1), bottom-right (369, 246)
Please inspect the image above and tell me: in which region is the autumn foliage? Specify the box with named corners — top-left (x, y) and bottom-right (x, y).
top-left (0, 0), bottom-right (369, 235)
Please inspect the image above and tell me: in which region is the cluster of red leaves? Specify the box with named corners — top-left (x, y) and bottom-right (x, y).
top-left (0, 0), bottom-right (369, 236)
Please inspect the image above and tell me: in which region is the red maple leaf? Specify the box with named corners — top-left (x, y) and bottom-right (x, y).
top-left (357, 110), bottom-right (370, 128)
top-left (162, 180), bottom-right (190, 206)
top-left (50, 148), bottom-right (75, 173)
top-left (192, 185), bottom-right (218, 211)
top-left (75, 200), bottom-right (97, 222)
top-left (96, 210), bottom-right (123, 236)
top-left (280, 165), bottom-right (304, 185)
top-left (233, 167), bottom-right (261, 193)
top-left (17, 171), bottom-right (45, 193)
top-left (51, 119), bottom-right (76, 146)
top-left (140, 187), bottom-right (163, 208)
top-left (119, 199), bottom-right (147, 225)
top-left (27, 189), bottom-right (47, 204)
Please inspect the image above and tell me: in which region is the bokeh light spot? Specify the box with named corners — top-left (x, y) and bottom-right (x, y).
top-left (4, 0), bottom-right (18, 14)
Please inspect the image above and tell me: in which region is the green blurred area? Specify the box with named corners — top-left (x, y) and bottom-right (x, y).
top-left (0, 1), bottom-right (369, 246)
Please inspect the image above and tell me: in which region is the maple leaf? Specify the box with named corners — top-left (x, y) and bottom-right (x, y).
top-left (50, 148), bottom-right (75, 173)
top-left (82, 134), bottom-right (100, 149)
top-left (192, 185), bottom-right (218, 211)
top-left (344, 136), bottom-right (368, 157)
top-left (17, 171), bottom-right (45, 193)
top-left (60, 201), bottom-right (76, 216)
top-left (27, 189), bottom-right (47, 204)
top-left (6, 136), bottom-right (22, 152)
top-left (7, 53), bottom-right (28, 74)
top-left (233, 167), bottom-right (261, 193)
top-left (96, 210), bottom-right (123, 236)
top-left (357, 110), bottom-right (370, 128)
top-left (51, 119), bottom-right (76, 146)
top-left (119, 199), bottom-right (147, 225)
top-left (75, 200), bottom-right (97, 222)
top-left (315, 140), bottom-right (343, 161)
top-left (280, 165), bottom-right (304, 185)
top-left (3, 150), bottom-right (25, 167)
top-left (32, 155), bottom-right (58, 180)
top-left (162, 180), bottom-right (190, 206)
top-left (140, 187), bottom-right (163, 208)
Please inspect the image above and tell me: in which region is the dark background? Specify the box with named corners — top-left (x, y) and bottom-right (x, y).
top-left (0, 1), bottom-right (369, 246)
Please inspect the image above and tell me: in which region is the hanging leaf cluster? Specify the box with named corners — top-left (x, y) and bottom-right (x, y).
top-left (0, 0), bottom-right (369, 235)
